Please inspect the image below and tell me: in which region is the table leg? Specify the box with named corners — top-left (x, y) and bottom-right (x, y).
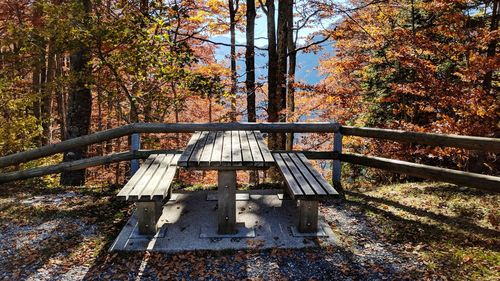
top-left (217, 170), bottom-right (237, 234)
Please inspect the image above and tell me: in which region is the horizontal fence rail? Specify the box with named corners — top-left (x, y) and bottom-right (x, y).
top-left (0, 150), bottom-right (337, 184)
top-left (0, 122), bottom-right (340, 169)
top-left (0, 122), bottom-right (499, 192)
top-left (1, 149), bottom-right (498, 193)
top-left (341, 126), bottom-right (500, 152)
top-left (0, 150), bottom-right (179, 184)
top-left (341, 153), bottom-right (499, 192)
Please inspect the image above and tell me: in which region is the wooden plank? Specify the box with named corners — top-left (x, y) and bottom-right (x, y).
top-left (139, 154), bottom-right (174, 200)
top-left (189, 131), bottom-right (209, 166)
top-left (297, 153), bottom-right (339, 195)
top-left (127, 154), bottom-right (165, 200)
top-left (281, 153), bottom-right (316, 196)
top-left (341, 153), bottom-right (500, 193)
top-left (117, 155), bottom-right (156, 199)
top-left (288, 153), bottom-right (327, 195)
top-left (200, 131), bottom-right (217, 166)
top-left (239, 131), bottom-right (253, 164)
top-left (253, 131), bottom-right (274, 164)
top-left (246, 130), bottom-right (264, 165)
top-left (217, 170), bottom-right (237, 234)
top-left (211, 131), bottom-right (224, 166)
top-left (340, 126), bottom-right (500, 152)
top-left (221, 131), bottom-right (232, 165)
top-left (272, 153), bottom-right (303, 196)
top-left (152, 153), bottom-right (181, 200)
top-left (231, 131), bottom-right (243, 166)
top-left (178, 132), bottom-right (201, 166)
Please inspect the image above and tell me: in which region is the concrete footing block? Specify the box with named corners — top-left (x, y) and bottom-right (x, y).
top-left (200, 223), bottom-right (255, 238)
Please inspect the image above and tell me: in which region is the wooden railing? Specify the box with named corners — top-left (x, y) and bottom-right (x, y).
top-left (0, 122), bottom-right (498, 192)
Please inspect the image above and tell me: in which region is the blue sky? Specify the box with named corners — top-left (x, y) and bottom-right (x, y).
top-left (211, 6), bottom-right (337, 85)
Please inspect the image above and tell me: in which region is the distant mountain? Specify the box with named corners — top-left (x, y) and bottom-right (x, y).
top-left (211, 35), bottom-right (333, 85)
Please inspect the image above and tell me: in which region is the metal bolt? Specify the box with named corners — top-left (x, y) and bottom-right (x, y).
top-left (225, 216), bottom-right (229, 221)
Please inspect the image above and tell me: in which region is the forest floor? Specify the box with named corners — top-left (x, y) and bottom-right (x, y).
top-left (0, 181), bottom-right (498, 281)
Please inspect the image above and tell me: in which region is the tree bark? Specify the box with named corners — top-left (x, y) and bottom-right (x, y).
top-left (286, 0), bottom-right (296, 151)
top-left (246, 0), bottom-right (257, 185)
top-left (55, 53), bottom-right (67, 141)
top-left (262, 0), bottom-right (278, 149)
top-left (274, 0), bottom-right (291, 150)
top-left (31, 0), bottom-right (47, 147)
top-left (60, 0), bottom-right (93, 186)
top-left (229, 0), bottom-right (239, 121)
top-left (483, 0), bottom-right (499, 96)
top-left (44, 41), bottom-right (56, 145)
top-left (246, 0), bottom-right (256, 123)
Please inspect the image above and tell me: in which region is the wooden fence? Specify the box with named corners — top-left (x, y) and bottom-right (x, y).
top-left (0, 122), bottom-right (498, 192)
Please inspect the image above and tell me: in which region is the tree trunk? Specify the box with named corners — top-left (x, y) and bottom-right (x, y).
top-left (31, 0), bottom-right (46, 147)
top-left (286, 0), bottom-right (295, 151)
top-left (44, 41), bottom-right (56, 145)
top-left (263, 0), bottom-right (278, 149)
top-left (245, 0), bottom-right (256, 123)
top-left (229, 0), bottom-right (239, 121)
top-left (60, 0), bottom-right (92, 186)
top-left (246, 0), bottom-right (257, 185)
top-left (276, 0), bottom-right (289, 150)
top-left (55, 53), bottom-right (67, 141)
top-left (483, 0), bottom-right (499, 95)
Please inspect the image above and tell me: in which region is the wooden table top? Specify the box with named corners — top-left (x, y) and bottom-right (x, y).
top-left (178, 131), bottom-right (274, 169)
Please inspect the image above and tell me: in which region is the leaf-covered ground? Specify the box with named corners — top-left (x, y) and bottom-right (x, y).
top-left (0, 182), bottom-right (498, 280)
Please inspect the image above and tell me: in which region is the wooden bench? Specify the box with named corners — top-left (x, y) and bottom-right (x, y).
top-left (117, 153), bottom-right (181, 235)
top-left (273, 152), bottom-right (340, 233)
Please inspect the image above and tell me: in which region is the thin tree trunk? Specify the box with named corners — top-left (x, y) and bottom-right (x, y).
top-left (43, 41), bottom-right (56, 145)
top-left (60, 0), bottom-right (92, 186)
top-left (97, 87), bottom-right (104, 156)
top-left (286, 0), bottom-right (296, 151)
top-left (105, 92), bottom-right (113, 155)
top-left (55, 53), bottom-right (67, 141)
top-left (229, 0), bottom-right (239, 121)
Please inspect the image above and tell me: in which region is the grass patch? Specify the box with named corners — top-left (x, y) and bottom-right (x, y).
top-left (345, 182), bottom-right (500, 280)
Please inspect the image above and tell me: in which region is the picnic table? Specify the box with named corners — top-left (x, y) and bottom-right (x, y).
top-left (117, 129), bottom-right (339, 237)
top-left (178, 130), bottom-right (274, 234)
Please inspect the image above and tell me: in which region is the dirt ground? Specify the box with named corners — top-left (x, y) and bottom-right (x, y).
top-left (0, 182), bottom-right (498, 280)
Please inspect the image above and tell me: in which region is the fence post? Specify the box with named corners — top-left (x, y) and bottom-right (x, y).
top-left (333, 123), bottom-right (344, 196)
top-left (130, 133), bottom-right (140, 176)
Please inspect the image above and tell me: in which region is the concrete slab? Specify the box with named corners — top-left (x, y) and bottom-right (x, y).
top-left (206, 193), bottom-right (250, 201)
top-left (200, 223), bottom-right (255, 238)
top-left (109, 190), bottom-right (339, 252)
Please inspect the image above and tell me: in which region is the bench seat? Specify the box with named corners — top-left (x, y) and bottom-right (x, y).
top-left (117, 153), bottom-right (180, 234)
top-left (273, 152), bottom-right (340, 233)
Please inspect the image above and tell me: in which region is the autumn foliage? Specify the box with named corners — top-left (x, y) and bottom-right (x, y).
top-left (0, 0), bottom-right (498, 185)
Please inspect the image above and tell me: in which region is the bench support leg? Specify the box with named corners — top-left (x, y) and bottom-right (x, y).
top-left (218, 170), bottom-right (237, 234)
top-left (298, 200), bottom-right (319, 233)
top-left (136, 200), bottom-right (163, 235)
